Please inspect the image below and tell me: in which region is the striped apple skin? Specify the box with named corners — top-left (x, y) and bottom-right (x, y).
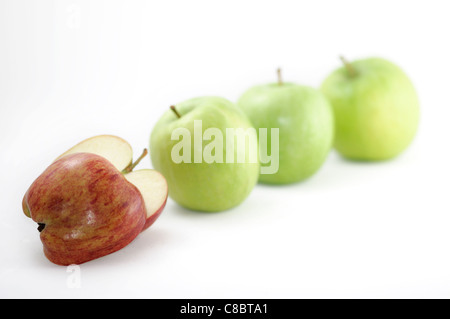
top-left (22, 153), bottom-right (146, 265)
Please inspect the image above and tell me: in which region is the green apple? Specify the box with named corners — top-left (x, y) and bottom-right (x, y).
top-left (150, 96), bottom-right (260, 212)
top-left (237, 70), bottom-right (334, 184)
top-left (321, 57), bottom-right (420, 160)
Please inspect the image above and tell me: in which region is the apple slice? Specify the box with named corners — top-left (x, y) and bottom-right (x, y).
top-left (125, 169), bottom-right (168, 231)
top-left (55, 135), bottom-right (133, 172)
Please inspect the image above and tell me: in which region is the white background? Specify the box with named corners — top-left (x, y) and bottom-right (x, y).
top-left (1, 0), bottom-right (449, 298)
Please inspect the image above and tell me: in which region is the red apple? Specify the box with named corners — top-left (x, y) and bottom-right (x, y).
top-left (22, 135), bottom-right (168, 265)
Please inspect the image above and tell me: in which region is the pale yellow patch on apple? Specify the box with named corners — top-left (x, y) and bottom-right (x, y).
top-left (125, 169), bottom-right (168, 224)
top-left (55, 135), bottom-right (133, 171)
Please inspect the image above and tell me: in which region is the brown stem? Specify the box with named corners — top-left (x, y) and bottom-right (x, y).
top-left (340, 55), bottom-right (357, 77)
top-left (123, 149), bottom-right (148, 173)
top-left (277, 68), bottom-right (283, 85)
top-left (170, 105), bottom-right (181, 118)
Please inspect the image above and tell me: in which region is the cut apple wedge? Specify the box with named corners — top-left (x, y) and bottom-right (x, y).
top-left (55, 135), bottom-right (133, 172)
top-left (125, 169), bottom-right (168, 231)
top-left (24, 134), bottom-right (168, 265)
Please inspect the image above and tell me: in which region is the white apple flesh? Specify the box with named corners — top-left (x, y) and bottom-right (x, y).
top-left (56, 135), bottom-right (133, 171)
top-left (125, 169), bottom-right (168, 230)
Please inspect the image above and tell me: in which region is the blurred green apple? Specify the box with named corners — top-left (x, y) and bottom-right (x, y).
top-left (321, 57), bottom-right (420, 160)
top-left (150, 96), bottom-right (260, 212)
top-left (237, 70), bottom-right (334, 184)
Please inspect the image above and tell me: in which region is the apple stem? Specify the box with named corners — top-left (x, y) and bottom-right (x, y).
top-left (277, 68), bottom-right (283, 85)
top-left (170, 105), bottom-right (181, 118)
top-left (340, 55), bottom-right (357, 77)
top-left (123, 149), bottom-right (148, 173)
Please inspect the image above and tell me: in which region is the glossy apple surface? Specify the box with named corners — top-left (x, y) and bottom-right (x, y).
top-left (22, 153), bottom-right (146, 265)
top-left (321, 57), bottom-right (420, 160)
top-left (22, 135), bottom-right (168, 265)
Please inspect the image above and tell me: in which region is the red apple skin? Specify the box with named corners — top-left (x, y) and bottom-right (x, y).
top-left (142, 194), bottom-right (168, 231)
top-left (22, 153), bottom-right (146, 266)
